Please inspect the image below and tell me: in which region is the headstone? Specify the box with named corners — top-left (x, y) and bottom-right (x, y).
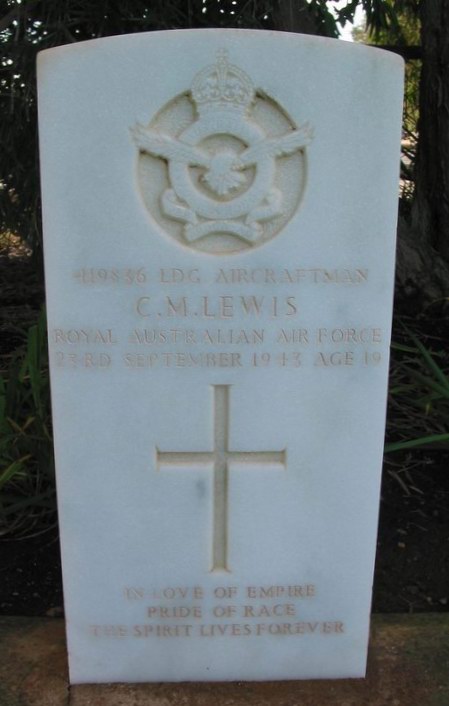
top-left (37, 30), bottom-right (403, 683)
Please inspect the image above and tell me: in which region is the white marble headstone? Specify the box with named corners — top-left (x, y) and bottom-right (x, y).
top-left (37, 30), bottom-right (403, 683)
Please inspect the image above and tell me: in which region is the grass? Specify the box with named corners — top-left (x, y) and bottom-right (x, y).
top-left (385, 321), bottom-right (449, 454)
top-left (0, 309), bottom-right (56, 538)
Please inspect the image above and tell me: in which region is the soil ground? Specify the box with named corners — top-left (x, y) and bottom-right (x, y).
top-left (1, 252), bottom-right (448, 617)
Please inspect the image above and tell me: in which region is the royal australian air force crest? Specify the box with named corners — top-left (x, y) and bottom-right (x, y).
top-left (132, 50), bottom-right (313, 254)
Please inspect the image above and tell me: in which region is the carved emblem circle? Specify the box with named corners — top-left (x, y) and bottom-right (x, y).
top-left (169, 114), bottom-right (274, 221)
top-left (133, 51), bottom-right (313, 254)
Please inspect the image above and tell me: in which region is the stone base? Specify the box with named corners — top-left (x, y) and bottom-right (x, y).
top-left (1, 614), bottom-right (448, 706)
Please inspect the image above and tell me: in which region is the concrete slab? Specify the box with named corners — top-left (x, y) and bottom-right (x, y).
top-left (1, 614), bottom-right (448, 706)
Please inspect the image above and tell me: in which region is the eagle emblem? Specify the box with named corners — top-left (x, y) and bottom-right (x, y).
top-left (132, 50), bottom-right (313, 253)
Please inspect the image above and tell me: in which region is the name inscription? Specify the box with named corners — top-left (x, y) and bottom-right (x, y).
top-left (50, 266), bottom-right (386, 373)
top-left (52, 262), bottom-right (382, 372)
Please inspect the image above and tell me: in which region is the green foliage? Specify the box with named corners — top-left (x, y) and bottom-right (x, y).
top-left (386, 326), bottom-right (449, 453)
top-left (337, 0), bottom-right (397, 37)
top-left (0, 0), bottom-right (277, 257)
top-left (1, 0), bottom-right (409, 257)
top-left (352, 1), bottom-right (420, 202)
top-left (310, 0), bottom-right (404, 38)
top-left (0, 1), bottom-right (203, 256)
top-left (0, 308), bottom-right (55, 537)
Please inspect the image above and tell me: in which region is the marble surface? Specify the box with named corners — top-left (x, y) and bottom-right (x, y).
top-left (37, 29), bottom-right (404, 683)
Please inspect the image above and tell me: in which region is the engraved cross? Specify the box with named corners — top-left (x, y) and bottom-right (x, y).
top-left (156, 385), bottom-right (286, 572)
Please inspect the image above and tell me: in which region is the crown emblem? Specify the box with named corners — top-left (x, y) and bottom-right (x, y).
top-left (191, 49), bottom-right (254, 116)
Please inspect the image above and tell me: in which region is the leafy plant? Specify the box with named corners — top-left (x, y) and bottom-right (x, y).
top-left (385, 324), bottom-right (449, 453)
top-left (0, 308), bottom-right (56, 537)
